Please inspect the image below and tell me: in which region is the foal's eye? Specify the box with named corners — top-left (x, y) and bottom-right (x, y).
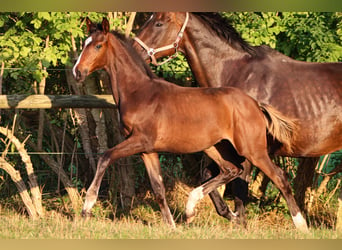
top-left (95, 44), bottom-right (102, 50)
top-left (155, 22), bottom-right (163, 27)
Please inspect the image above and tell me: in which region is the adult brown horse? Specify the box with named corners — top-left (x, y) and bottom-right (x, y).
top-left (73, 17), bottom-right (309, 232)
top-left (134, 12), bottom-right (342, 224)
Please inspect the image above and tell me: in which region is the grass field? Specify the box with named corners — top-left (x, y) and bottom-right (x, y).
top-left (0, 206), bottom-right (340, 239)
top-left (0, 186), bottom-right (341, 239)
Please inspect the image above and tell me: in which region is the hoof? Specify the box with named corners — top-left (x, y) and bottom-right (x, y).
top-left (292, 212), bottom-right (309, 233)
top-left (185, 213), bottom-right (195, 224)
top-left (81, 210), bottom-right (92, 218)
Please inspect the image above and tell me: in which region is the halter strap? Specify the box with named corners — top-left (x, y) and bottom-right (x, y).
top-left (134, 12), bottom-right (189, 66)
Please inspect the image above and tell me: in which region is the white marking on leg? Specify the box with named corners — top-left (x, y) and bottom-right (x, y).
top-left (231, 211), bottom-right (238, 217)
top-left (292, 212), bottom-right (309, 233)
top-left (72, 36), bottom-right (93, 78)
top-left (186, 187), bottom-right (204, 219)
top-left (83, 197), bottom-right (96, 213)
top-left (82, 183), bottom-right (98, 213)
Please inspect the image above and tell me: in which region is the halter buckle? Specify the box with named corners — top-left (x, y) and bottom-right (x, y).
top-left (148, 48), bottom-right (155, 56)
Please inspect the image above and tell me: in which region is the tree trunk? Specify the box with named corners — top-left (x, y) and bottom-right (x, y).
top-left (293, 157), bottom-right (319, 213)
top-left (125, 12), bottom-right (136, 38)
top-left (0, 126), bottom-right (43, 217)
top-left (37, 38), bottom-right (49, 150)
top-left (0, 61), bottom-right (4, 123)
top-left (0, 158), bottom-right (38, 218)
top-left (26, 139), bottom-right (83, 212)
top-left (336, 188), bottom-right (342, 231)
top-left (65, 67), bottom-right (97, 174)
top-left (250, 170), bottom-right (270, 200)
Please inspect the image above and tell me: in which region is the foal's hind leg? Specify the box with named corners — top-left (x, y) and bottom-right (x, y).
top-left (249, 153), bottom-right (309, 233)
top-left (202, 164), bottom-right (238, 221)
top-left (186, 146), bottom-right (242, 224)
top-left (202, 140), bottom-right (248, 224)
top-left (141, 153), bottom-right (175, 228)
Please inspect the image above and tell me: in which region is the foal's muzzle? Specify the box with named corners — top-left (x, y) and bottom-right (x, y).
top-left (74, 68), bottom-right (88, 83)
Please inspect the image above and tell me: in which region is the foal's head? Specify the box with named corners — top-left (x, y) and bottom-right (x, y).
top-left (73, 17), bottom-right (110, 82)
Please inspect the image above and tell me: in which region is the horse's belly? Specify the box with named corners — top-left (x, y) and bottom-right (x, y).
top-left (276, 119), bottom-right (342, 157)
top-left (153, 125), bottom-right (227, 154)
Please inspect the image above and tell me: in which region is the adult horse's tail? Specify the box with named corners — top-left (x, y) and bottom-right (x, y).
top-left (259, 103), bottom-right (297, 153)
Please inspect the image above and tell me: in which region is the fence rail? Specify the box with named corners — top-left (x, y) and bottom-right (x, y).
top-left (0, 95), bottom-right (116, 109)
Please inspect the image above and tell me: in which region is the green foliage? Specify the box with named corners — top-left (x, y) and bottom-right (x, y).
top-left (134, 154), bottom-right (186, 190)
top-left (159, 154), bottom-right (185, 185)
top-left (222, 12), bottom-right (342, 62)
top-left (0, 12), bottom-right (106, 91)
top-left (223, 12), bottom-right (284, 49)
top-left (316, 150), bottom-right (342, 190)
top-left (152, 54), bottom-right (193, 86)
top-left (277, 12), bottom-right (342, 62)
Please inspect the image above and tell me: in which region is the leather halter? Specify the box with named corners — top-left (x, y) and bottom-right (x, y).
top-left (134, 12), bottom-right (189, 66)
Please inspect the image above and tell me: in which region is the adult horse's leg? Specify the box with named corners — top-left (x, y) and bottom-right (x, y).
top-left (141, 153), bottom-right (176, 228)
top-left (82, 135), bottom-right (146, 217)
top-left (186, 145), bottom-right (242, 223)
top-left (249, 153), bottom-right (309, 233)
top-left (228, 160), bottom-right (251, 226)
top-left (201, 140), bottom-right (249, 225)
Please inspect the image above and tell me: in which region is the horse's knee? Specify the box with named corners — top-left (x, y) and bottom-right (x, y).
top-left (222, 167), bottom-right (241, 182)
top-left (98, 153), bottom-right (112, 168)
top-left (202, 162), bottom-right (220, 183)
top-left (150, 180), bottom-right (166, 202)
top-left (154, 191), bottom-right (166, 204)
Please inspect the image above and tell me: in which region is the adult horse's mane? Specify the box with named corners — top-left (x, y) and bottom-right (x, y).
top-left (193, 13), bottom-right (264, 57)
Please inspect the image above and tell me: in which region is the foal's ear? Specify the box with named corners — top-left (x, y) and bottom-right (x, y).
top-left (85, 17), bottom-right (94, 33)
top-left (101, 18), bottom-right (110, 34)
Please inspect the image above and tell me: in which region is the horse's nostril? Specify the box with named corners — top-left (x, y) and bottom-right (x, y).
top-left (74, 69), bottom-right (83, 82)
top-left (74, 69), bottom-right (88, 82)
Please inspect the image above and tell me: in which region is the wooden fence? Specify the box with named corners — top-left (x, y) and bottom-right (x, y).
top-left (0, 95), bottom-right (116, 109)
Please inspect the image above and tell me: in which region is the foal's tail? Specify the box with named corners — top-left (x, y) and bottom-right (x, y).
top-left (259, 103), bottom-right (297, 153)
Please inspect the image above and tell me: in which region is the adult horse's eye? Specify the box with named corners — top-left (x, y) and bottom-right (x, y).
top-left (155, 22), bottom-right (163, 27)
top-left (95, 44), bottom-right (102, 50)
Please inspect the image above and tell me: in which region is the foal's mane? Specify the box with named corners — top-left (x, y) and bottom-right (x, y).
top-left (193, 13), bottom-right (261, 57)
top-left (111, 31), bottom-right (157, 79)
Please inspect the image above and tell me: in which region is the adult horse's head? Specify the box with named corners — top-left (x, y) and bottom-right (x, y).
top-left (73, 17), bottom-right (110, 82)
top-left (134, 12), bottom-right (189, 65)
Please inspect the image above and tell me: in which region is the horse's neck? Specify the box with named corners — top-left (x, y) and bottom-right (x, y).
top-left (183, 20), bottom-right (250, 88)
top-left (106, 38), bottom-right (154, 105)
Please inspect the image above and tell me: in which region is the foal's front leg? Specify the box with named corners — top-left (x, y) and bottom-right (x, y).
top-left (82, 135), bottom-right (146, 217)
top-left (141, 153), bottom-right (176, 228)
